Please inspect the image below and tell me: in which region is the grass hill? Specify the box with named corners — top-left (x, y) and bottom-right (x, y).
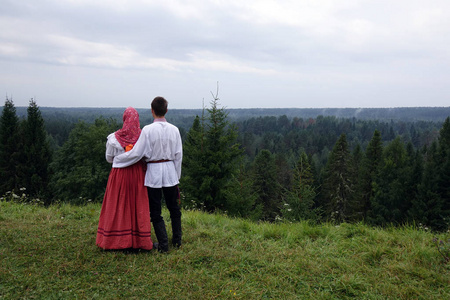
top-left (1, 200), bottom-right (449, 299)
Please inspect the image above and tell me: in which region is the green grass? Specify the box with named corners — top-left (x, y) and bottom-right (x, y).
top-left (1, 200), bottom-right (449, 299)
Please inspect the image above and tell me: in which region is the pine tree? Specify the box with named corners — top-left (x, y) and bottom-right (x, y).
top-left (321, 134), bottom-right (354, 223)
top-left (0, 97), bottom-right (21, 195)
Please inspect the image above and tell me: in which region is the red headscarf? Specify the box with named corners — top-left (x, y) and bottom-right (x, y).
top-left (115, 107), bottom-right (141, 149)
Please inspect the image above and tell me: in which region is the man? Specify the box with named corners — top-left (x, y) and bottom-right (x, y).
top-left (113, 96), bottom-right (183, 253)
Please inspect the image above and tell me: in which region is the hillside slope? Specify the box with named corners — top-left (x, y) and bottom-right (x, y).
top-left (0, 201), bottom-right (448, 299)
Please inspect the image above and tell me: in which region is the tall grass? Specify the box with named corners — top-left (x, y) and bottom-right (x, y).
top-left (1, 200), bottom-right (448, 299)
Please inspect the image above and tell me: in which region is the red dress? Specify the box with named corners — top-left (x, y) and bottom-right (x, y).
top-left (96, 162), bottom-right (153, 250)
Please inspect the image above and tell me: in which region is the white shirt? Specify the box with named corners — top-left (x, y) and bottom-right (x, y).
top-left (105, 133), bottom-right (125, 163)
top-left (113, 119), bottom-right (183, 188)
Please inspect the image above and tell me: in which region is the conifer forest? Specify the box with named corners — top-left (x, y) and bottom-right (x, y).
top-left (1, 97), bottom-right (449, 231)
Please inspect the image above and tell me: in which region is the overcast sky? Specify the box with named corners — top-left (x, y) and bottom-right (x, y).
top-left (1, 0), bottom-right (449, 109)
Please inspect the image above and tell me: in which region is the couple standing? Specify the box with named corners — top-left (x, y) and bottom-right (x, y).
top-left (96, 96), bottom-right (182, 253)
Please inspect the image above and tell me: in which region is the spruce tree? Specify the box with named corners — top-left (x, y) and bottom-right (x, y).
top-left (222, 165), bottom-right (258, 219)
top-left (0, 97), bottom-right (21, 195)
top-left (282, 151), bottom-right (318, 222)
top-left (50, 118), bottom-right (118, 202)
top-left (409, 142), bottom-right (445, 230)
top-left (204, 95), bottom-right (243, 211)
top-left (251, 149), bottom-right (281, 221)
top-left (358, 130), bottom-right (383, 220)
top-left (181, 115), bottom-right (206, 208)
top-left (321, 134), bottom-right (354, 223)
top-left (408, 119), bottom-right (450, 231)
top-left (350, 144), bottom-right (363, 221)
top-left (439, 117), bottom-right (450, 148)
top-left (181, 90), bottom-right (243, 212)
top-left (16, 99), bottom-right (52, 201)
top-left (437, 117), bottom-right (450, 227)
top-left (407, 149), bottom-right (425, 223)
top-left (369, 137), bottom-right (411, 226)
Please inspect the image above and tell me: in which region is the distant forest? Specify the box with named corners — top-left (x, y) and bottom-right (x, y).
top-left (1, 101), bottom-right (449, 231)
top-left (8, 106), bottom-right (450, 147)
top-left (11, 105), bottom-right (450, 123)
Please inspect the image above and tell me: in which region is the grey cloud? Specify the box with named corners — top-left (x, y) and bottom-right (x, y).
top-left (1, 0), bottom-right (450, 108)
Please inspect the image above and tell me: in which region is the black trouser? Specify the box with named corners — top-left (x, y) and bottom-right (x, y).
top-left (147, 185), bottom-right (181, 224)
top-left (148, 185), bottom-right (182, 249)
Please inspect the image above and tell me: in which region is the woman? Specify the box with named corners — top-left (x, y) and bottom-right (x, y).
top-left (96, 107), bottom-right (153, 250)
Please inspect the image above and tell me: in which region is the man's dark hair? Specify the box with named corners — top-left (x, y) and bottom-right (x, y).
top-left (151, 96), bottom-right (168, 117)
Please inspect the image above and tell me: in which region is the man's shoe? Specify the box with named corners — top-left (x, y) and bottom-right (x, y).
top-left (152, 220), bottom-right (169, 253)
top-left (171, 217), bottom-right (182, 249)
